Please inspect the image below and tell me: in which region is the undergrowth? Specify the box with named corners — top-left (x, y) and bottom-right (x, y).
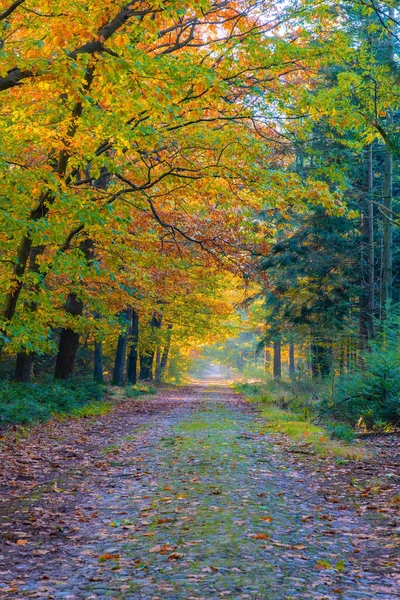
top-left (323, 344), bottom-right (400, 429)
top-left (0, 378), bottom-right (105, 427)
top-left (125, 383), bottom-right (157, 398)
top-left (236, 381), bottom-right (364, 459)
top-left (69, 401), bottom-right (112, 419)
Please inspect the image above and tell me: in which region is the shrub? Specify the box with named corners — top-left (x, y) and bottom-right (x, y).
top-left (326, 423), bottom-right (355, 442)
top-left (325, 338), bottom-right (400, 428)
top-left (0, 378), bottom-right (105, 427)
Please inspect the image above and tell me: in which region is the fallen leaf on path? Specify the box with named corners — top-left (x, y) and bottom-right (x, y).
top-left (149, 543), bottom-right (175, 554)
top-left (168, 552), bottom-right (183, 560)
top-left (99, 553), bottom-right (119, 561)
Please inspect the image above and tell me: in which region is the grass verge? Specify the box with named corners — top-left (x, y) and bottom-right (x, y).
top-left (236, 381), bottom-right (366, 459)
top-left (124, 383), bottom-right (157, 398)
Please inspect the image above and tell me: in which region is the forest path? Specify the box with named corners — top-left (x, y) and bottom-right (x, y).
top-left (0, 383), bottom-right (398, 599)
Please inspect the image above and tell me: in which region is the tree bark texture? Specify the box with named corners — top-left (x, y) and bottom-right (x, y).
top-left (156, 324), bottom-right (172, 382)
top-left (54, 239), bottom-right (94, 380)
top-left (289, 341), bottom-right (295, 377)
top-left (112, 308), bottom-right (132, 386)
top-left (127, 310), bottom-right (139, 385)
top-left (93, 341), bottom-right (104, 383)
top-left (381, 9), bottom-right (394, 314)
top-left (273, 339), bottom-right (281, 380)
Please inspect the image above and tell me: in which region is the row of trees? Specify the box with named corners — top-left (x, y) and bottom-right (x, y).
top-left (1, 0), bottom-right (341, 383)
top-left (256, 1), bottom-right (400, 381)
top-left (2, 1), bottom-right (399, 387)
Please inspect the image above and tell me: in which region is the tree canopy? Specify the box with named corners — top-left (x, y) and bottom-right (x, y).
top-left (1, 0), bottom-right (400, 390)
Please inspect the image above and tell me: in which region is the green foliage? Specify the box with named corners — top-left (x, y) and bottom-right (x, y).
top-left (125, 383), bottom-right (157, 398)
top-left (327, 339), bottom-right (400, 428)
top-left (236, 378), bottom-right (321, 411)
top-left (70, 401), bottom-right (112, 419)
top-left (165, 350), bottom-right (188, 384)
top-left (0, 378), bottom-right (104, 426)
top-left (194, 331), bottom-right (265, 378)
top-left (326, 423), bottom-right (355, 442)
top-left (235, 382), bottom-right (269, 399)
top-left (237, 379), bottom-right (362, 457)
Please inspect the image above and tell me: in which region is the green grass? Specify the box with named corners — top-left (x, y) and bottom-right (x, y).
top-left (181, 417), bottom-right (235, 432)
top-left (124, 383), bottom-right (157, 398)
top-left (260, 405), bottom-right (364, 458)
top-left (236, 382), bottom-right (365, 459)
top-left (69, 401), bottom-right (112, 418)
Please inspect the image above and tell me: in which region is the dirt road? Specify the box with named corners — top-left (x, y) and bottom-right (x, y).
top-left (0, 384), bottom-right (398, 598)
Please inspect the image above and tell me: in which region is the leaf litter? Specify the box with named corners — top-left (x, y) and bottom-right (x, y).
top-left (0, 383), bottom-right (398, 598)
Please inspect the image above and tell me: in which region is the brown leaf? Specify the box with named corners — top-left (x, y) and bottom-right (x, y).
top-left (149, 543), bottom-right (175, 554)
top-left (167, 552), bottom-right (183, 560)
top-left (157, 517), bottom-right (173, 524)
top-left (99, 553), bottom-right (119, 561)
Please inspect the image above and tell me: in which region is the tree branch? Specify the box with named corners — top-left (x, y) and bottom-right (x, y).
top-left (0, 0), bottom-right (25, 21)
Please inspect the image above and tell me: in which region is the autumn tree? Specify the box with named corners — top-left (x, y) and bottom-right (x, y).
top-left (0, 0), bottom-right (343, 380)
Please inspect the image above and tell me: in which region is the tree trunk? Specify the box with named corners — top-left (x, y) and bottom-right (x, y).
top-left (127, 310), bottom-right (139, 385)
top-left (263, 345), bottom-right (270, 374)
top-left (339, 342), bottom-right (345, 376)
top-left (14, 244), bottom-right (46, 382)
top-left (311, 342), bottom-right (332, 379)
top-left (93, 341), bottom-right (104, 383)
top-left (0, 199), bottom-right (50, 359)
top-left (289, 341), bottom-right (295, 377)
top-left (112, 309), bottom-right (132, 386)
top-left (367, 143), bottom-right (375, 338)
top-left (273, 339), bottom-right (281, 380)
top-left (382, 143), bottom-right (393, 311)
top-left (156, 324), bottom-right (172, 382)
top-left (359, 143), bottom-right (376, 350)
top-left (14, 352), bottom-right (35, 383)
top-left (155, 348), bottom-right (162, 382)
top-left (381, 9), bottom-right (394, 316)
top-left (54, 293), bottom-right (83, 380)
top-left (54, 239), bottom-right (94, 380)
top-left (139, 353), bottom-right (154, 381)
top-left (139, 311), bottom-right (162, 381)
top-left (359, 180), bottom-right (369, 352)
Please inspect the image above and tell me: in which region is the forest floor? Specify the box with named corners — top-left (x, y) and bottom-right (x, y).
top-left (0, 383), bottom-right (399, 599)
